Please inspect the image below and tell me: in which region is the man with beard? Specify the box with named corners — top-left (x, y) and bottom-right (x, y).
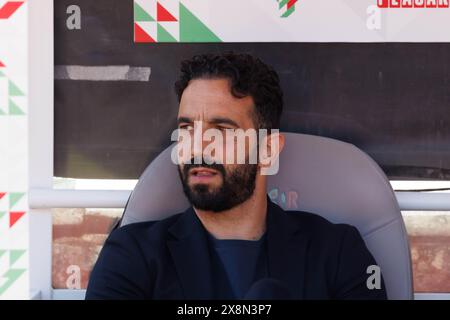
top-left (86, 53), bottom-right (387, 300)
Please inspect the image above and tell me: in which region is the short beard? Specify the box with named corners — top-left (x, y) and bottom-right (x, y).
top-left (178, 161), bottom-right (257, 212)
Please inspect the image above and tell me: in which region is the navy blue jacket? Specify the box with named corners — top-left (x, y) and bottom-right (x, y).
top-left (86, 200), bottom-right (387, 300)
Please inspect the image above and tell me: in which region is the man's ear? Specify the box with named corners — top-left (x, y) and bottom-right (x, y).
top-left (271, 132), bottom-right (285, 155)
top-left (259, 131), bottom-right (285, 176)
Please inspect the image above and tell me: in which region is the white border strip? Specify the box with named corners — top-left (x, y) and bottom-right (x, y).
top-left (28, 188), bottom-right (450, 211)
top-left (54, 65), bottom-right (151, 82)
top-left (52, 289), bottom-right (86, 300)
top-left (28, 0), bottom-right (54, 300)
top-left (29, 189), bottom-right (130, 208)
top-left (47, 290), bottom-right (450, 300)
top-left (396, 192), bottom-right (450, 211)
top-left (414, 293), bottom-right (450, 300)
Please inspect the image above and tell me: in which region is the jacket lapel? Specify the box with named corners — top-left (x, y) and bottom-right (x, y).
top-left (266, 200), bottom-right (309, 299)
top-left (167, 207), bottom-right (214, 299)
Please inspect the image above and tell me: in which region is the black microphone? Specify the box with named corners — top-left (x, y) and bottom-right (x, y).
top-left (243, 278), bottom-right (293, 300)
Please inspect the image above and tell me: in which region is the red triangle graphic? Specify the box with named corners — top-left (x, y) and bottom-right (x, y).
top-left (288, 0), bottom-right (298, 9)
top-left (0, 192), bottom-right (6, 200)
top-left (0, 60), bottom-right (5, 67)
top-left (134, 23), bottom-right (156, 43)
top-left (9, 211), bottom-right (25, 228)
top-left (0, 1), bottom-right (24, 19)
top-left (157, 2), bottom-right (177, 22)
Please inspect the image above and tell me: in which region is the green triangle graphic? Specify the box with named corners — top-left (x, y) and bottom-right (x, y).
top-left (0, 211), bottom-right (5, 220)
top-left (9, 99), bottom-right (25, 115)
top-left (0, 70), bottom-right (4, 77)
top-left (279, 0), bottom-right (289, 9)
top-left (281, 6), bottom-right (295, 18)
top-left (0, 269), bottom-right (26, 295)
top-left (179, 2), bottom-right (221, 42)
top-left (9, 80), bottom-right (24, 96)
top-left (157, 23), bottom-right (177, 42)
top-left (134, 2), bottom-right (154, 22)
top-left (9, 192), bottom-right (25, 209)
top-left (0, 250), bottom-right (6, 259)
top-left (9, 250), bottom-right (26, 267)
top-left (0, 109), bottom-right (6, 115)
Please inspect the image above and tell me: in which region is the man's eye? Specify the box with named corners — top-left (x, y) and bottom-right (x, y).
top-left (179, 124), bottom-right (194, 130)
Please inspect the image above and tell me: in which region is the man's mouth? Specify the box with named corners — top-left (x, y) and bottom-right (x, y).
top-left (189, 167), bottom-right (220, 182)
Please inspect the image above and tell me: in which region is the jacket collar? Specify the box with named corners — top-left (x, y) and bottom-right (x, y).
top-left (265, 199), bottom-right (308, 299)
top-left (167, 206), bottom-right (214, 299)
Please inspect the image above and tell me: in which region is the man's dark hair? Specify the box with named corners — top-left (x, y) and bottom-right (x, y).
top-left (174, 52), bottom-right (283, 130)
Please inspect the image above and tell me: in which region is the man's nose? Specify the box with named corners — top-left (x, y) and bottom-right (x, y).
top-left (191, 121), bottom-right (210, 161)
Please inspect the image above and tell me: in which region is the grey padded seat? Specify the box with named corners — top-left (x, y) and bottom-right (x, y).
top-left (120, 132), bottom-right (413, 300)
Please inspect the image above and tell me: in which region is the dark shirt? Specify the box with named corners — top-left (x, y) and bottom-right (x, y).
top-left (207, 233), bottom-right (268, 299)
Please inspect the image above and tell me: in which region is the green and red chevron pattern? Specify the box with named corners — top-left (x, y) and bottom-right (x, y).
top-left (0, 249), bottom-right (26, 296)
top-left (0, 62), bottom-right (26, 116)
top-left (0, 0), bottom-right (28, 299)
top-left (134, 0), bottom-right (221, 43)
top-left (0, 190), bottom-right (27, 298)
top-left (277, 0), bottom-right (298, 18)
top-left (0, 192), bottom-right (26, 228)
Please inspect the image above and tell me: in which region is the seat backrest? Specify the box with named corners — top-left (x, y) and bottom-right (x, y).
top-left (120, 132), bottom-right (413, 299)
